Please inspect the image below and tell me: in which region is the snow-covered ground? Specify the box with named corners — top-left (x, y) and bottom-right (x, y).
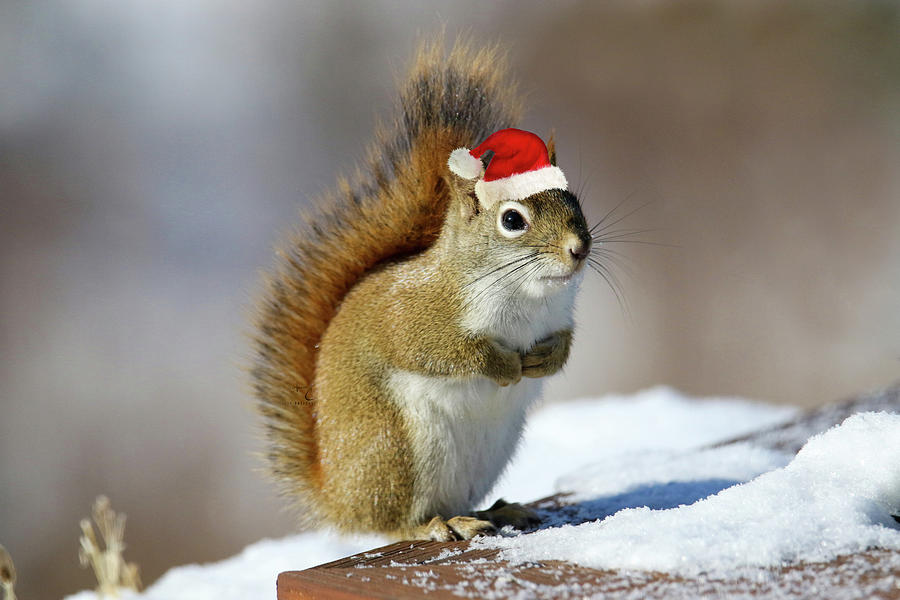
top-left (65, 387), bottom-right (900, 599)
top-left (478, 411), bottom-right (900, 575)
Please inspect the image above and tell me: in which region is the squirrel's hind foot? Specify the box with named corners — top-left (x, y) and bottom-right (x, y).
top-left (410, 515), bottom-right (497, 541)
top-left (406, 499), bottom-right (541, 541)
top-left (474, 498), bottom-right (542, 531)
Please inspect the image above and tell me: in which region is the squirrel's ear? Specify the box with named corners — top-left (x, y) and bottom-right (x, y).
top-left (546, 131), bottom-right (558, 167)
top-left (461, 187), bottom-right (480, 220)
top-left (446, 172), bottom-right (480, 220)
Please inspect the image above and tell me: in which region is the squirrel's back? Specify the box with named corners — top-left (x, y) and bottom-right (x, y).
top-left (252, 39), bottom-right (523, 522)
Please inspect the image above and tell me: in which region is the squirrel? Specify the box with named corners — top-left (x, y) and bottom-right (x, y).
top-left (251, 39), bottom-right (592, 542)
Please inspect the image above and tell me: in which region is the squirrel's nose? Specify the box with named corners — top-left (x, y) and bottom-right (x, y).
top-left (568, 239), bottom-right (590, 261)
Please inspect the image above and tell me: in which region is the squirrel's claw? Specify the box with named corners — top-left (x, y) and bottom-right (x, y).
top-left (413, 515), bottom-right (496, 541)
top-left (419, 515), bottom-right (456, 542)
top-left (446, 516), bottom-right (497, 540)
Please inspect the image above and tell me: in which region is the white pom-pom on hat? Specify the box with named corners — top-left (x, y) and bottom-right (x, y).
top-left (448, 148), bottom-right (484, 180)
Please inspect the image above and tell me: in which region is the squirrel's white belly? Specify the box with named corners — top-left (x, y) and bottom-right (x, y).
top-left (389, 370), bottom-right (541, 521)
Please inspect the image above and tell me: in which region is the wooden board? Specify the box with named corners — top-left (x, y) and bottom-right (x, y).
top-left (278, 385), bottom-right (900, 599)
top-left (279, 541), bottom-right (900, 599)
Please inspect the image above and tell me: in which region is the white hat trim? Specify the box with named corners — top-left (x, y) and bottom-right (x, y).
top-left (474, 165), bottom-right (568, 207)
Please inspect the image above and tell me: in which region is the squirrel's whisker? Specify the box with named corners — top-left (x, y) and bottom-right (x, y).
top-left (463, 254), bottom-right (545, 310)
top-left (504, 260), bottom-right (550, 301)
top-left (589, 190), bottom-right (640, 234)
top-left (590, 197), bottom-right (655, 236)
top-left (587, 259), bottom-right (629, 317)
top-left (464, 253), bottom-right (538, 289)
top-left (596, 239), bottom-right (676, 248)
top-left (593, 227), bottom-right (660, 241)
top-left (590, 249), bottom-right (635, 276)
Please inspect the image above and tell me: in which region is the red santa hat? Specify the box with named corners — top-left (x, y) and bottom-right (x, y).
top-left (447, 128), bottom-right (568, 207)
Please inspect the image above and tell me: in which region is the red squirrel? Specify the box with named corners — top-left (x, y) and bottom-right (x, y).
top-left (252, 39), bottom-right (591, 541)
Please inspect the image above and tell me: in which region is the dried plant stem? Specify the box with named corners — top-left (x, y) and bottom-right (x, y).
top-left (78, 496), bottom-right (142, 596)
top-left (0, 544), bottom-right (16, 600)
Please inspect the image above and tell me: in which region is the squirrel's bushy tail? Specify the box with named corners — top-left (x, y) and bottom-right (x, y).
top-left (252, 38), bottom-right (521, 521)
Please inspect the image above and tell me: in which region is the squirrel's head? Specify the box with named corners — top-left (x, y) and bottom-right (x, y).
top-left (445, 128), bottom-right (591, 299)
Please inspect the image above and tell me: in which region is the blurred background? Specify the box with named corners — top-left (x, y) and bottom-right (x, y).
top-left (2, 1), bottom-right (898, 598)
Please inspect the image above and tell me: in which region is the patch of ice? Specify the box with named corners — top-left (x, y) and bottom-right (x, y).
top-left (479, 412), bottom-right (900, 575)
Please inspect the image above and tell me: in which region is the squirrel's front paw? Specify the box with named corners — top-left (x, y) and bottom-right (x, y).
top-left (486, 342), bottom-right (522, 387)
top-left (522, 330), bottom-right (572, 378)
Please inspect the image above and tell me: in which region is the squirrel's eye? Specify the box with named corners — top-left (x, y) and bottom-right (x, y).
top-left (501, 209), bottom-right (527, 232)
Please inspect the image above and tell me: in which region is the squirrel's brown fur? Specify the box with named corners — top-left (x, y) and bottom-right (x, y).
top-left (252, 39), bottom-right (523, 527)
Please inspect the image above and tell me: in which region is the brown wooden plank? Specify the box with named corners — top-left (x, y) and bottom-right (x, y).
top-left (280, 543), bottom-right (900, 599)
top-left (278, 385), bottom-right (900, 599)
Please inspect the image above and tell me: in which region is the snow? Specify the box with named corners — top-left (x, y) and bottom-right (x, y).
top-left (487, 386), bottom-right (796, 505)
top-left (538, 443), bottom-right (792, 528)
top-left (722, 386), bottom-right (900, 454)
top-left (65, 531), bottom-right (386, 600)
top-left (63, 387), bottom-right (900, 599)
top-left (478, 412), bottom-right (900, 575)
